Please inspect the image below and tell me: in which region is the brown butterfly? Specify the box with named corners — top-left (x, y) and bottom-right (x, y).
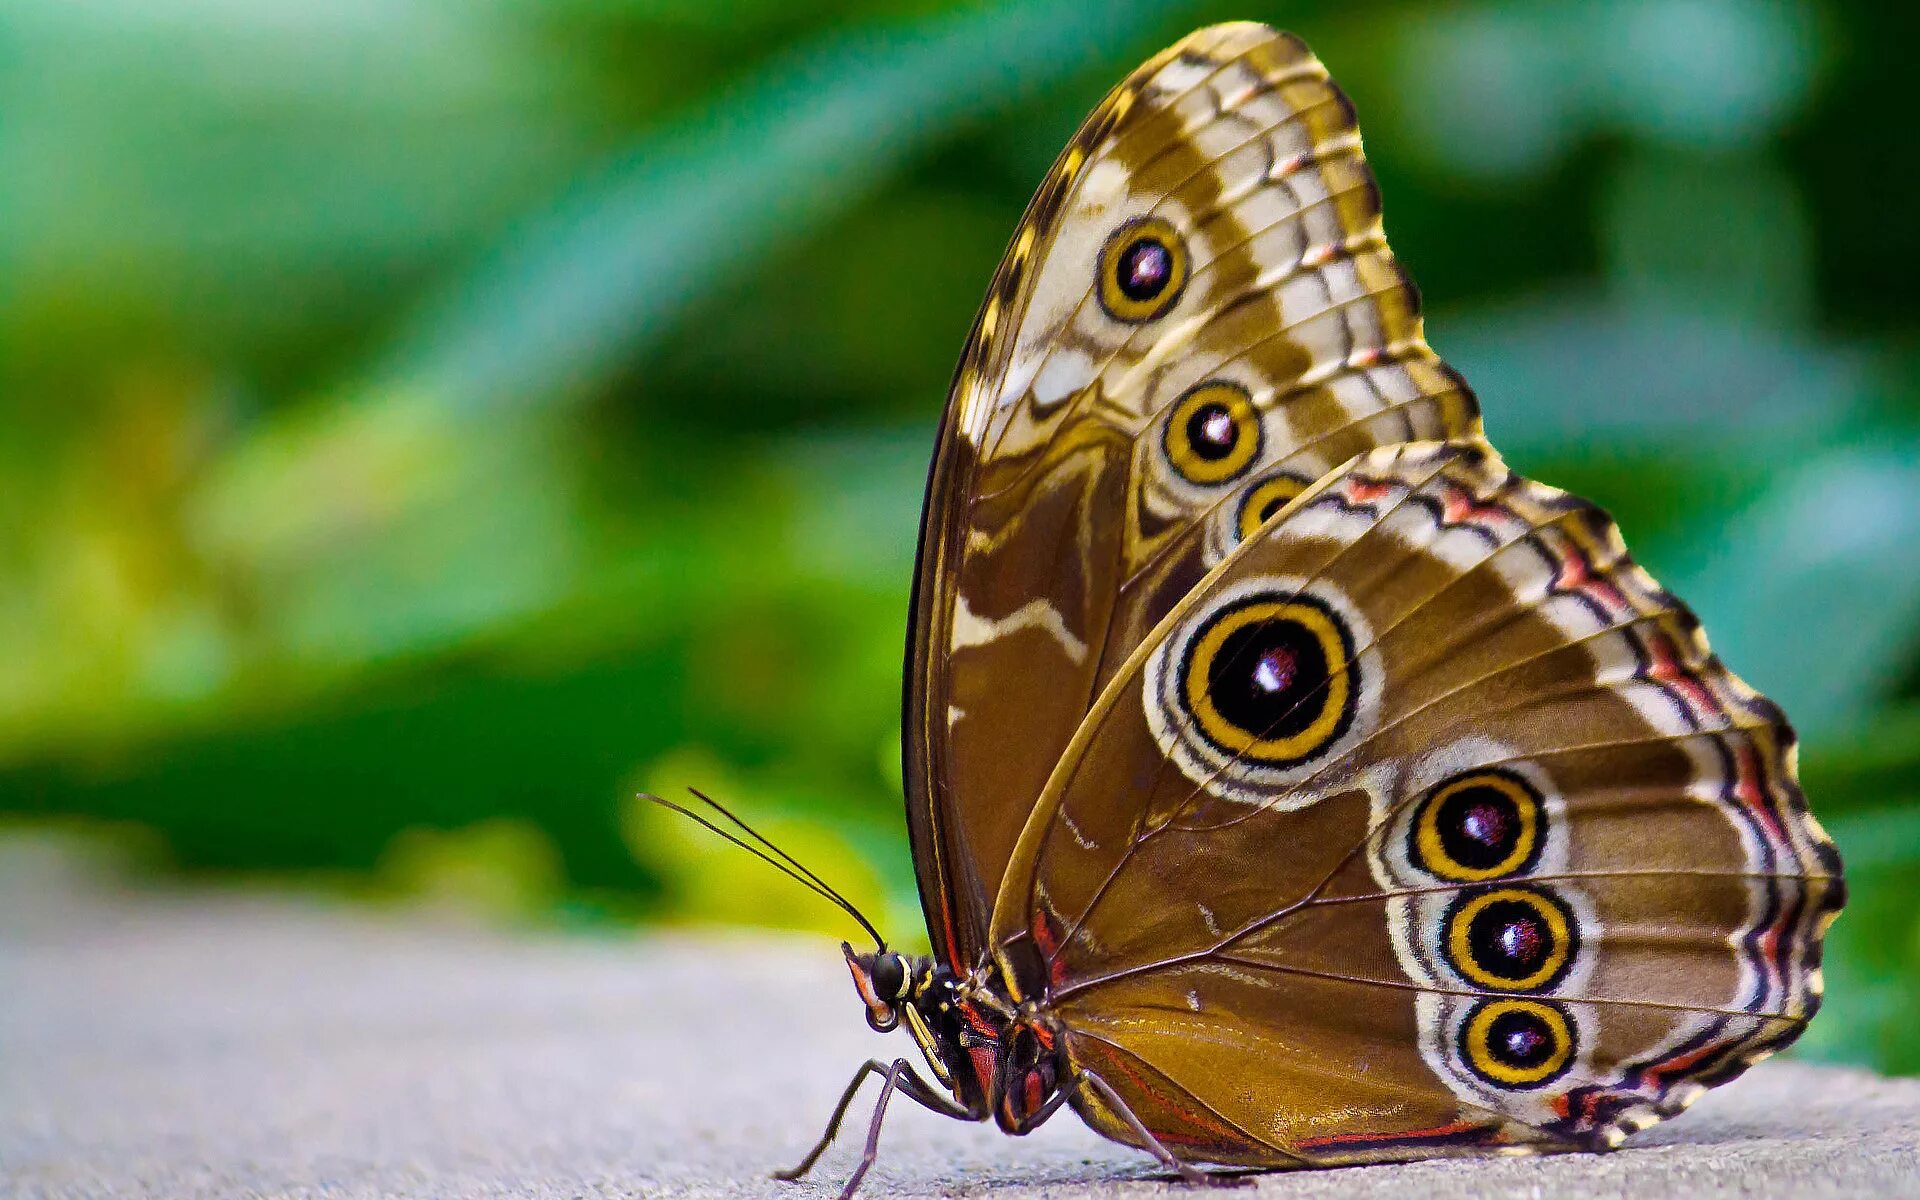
top-left (656, 22), bottom-right (1843, 1197)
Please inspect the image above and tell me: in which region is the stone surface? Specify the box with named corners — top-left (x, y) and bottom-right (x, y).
top-left (3, 854), bottom-right (1917, 1199)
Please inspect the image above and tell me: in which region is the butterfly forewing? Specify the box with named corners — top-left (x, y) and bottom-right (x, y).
top-left (988, 440), bottom-right (1841, 1162)
top-left (904, 22), bottom-right (1478, 973)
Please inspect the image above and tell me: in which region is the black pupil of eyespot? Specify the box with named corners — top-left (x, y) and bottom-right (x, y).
top-left (1185, 402), bottom-right (1238, 460)
top-left (1258, 496), bottom-right (1285, 523)
top-left (1117, 237), bottom-right (1172, 301)
top-left (1467, 898), bottom-right (1552, 977)
top-left (1436, 785), bottom-right (1522, 870)
top-left (1207, 618), bottom-right (1329, 740)
top-left (1488, 1008), bottom-right (1557, 1068)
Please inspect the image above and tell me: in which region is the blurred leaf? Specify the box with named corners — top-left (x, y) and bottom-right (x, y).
top-left (1, 0), bottom-right (604, 353)
top-left (1800, 840), bottom-right (1920, 1072)
top-left (1665, 447), bottom-right (1920, 740)
top-left (1441, 292), bottom-right (1868, 460)
top-left (1801, 704), bottom-right (1920, 810)
top-left (1392, 0), bottom-right (1822, 182)
top-left (376, 0), bottom-right (1212, 415)
top-left (376, 818), bottom-right (567, 924)
top-left (1600, 150), bottom-right (1814, 324)
top-left (1826, 807), bottom-right (1920, 874)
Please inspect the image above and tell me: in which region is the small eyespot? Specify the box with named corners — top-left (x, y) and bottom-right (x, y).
top-left (1236, 472), bottom-right (1312, 540)
top-left (1179, 592), bottom-right (1357, 768)
top-left (1099, 216), bottom-right (1188, 322)
top-left (1165, 382), bottom-right (1260, 485)
top-left (1460, 998), bottom-right (1574, 1089)
top-left (1445, 887), bottom-right (1576, 993)
top-left (1412, 769), bottom-right (1545, 882)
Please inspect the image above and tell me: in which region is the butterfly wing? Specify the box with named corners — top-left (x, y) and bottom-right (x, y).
top-left (987, 440), bottom-right (1843, 1163)
top-left (905, 22), bottom-right (1479, 970)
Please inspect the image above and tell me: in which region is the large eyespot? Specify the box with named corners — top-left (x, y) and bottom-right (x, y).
top-left (1445, 887), bottom-right (1576, 992)
top-left (1412, 769), bottom-right (1545, 882)
top-left (1098, 216), bottom-right (1188, 322)
top-left (1236, 472), bottom-right (1313, 540)
top-left (1459, 998), bottom-right (1575, 1089)
top-left (1165, 382), bottom-right (1261, 485)
top-left (1179, 592), bottom-right (1357, 767)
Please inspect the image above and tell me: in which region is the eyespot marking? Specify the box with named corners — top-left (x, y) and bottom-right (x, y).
top-left (1236, 472), bottom-right (1313, 540)
top-left (1445, 887), bottom-right (1576, 993)
top-left (1165, 382), bottom-right (1260, 485)
top-left (1098, 216), bottom-right (1188, 322)
top-left (1412, 769), bottom-right (1545, 883)
top-left (1177, 591), bottom-right (1357, 768)
top-left (1460, 998), bottom-right (1574, 1089)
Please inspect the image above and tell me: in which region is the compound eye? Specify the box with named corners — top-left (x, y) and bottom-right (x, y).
top-left (871, 953), bottom-right (908, 1000)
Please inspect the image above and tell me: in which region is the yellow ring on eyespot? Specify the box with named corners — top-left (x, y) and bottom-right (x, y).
top-left (1237, 474), bottom-right (1310, 540)
top-left (1164, 382), bottom-right (1261, 485)
top-left (1182, 596), bottom-right (1351, 765)
top-left (1098, 215), bottom-right (1188, 323)
top-left (1414, 772), bottom-right (1542, 882)
top-left (1463, 999), bottom-right (1573, 1087)
top-left (1446, 887), bottom-right (1572, 992)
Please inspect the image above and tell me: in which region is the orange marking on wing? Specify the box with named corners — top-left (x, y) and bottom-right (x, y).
top-left (1644, 631), bottom-right (1718, 722)
top-left (1344, 477), bottom-right (1392, 505)
top-left (1729, 741), bottom-right (1788, 841)
top-left (968, 1045), bottom-right (997, 1097)
top-left (1022, 1070), bottom-right (1045, 1115)
top-left (959, 999), bottom-right (1000, 1040)
top-left (1031, 909), bottom-right (1071, 991)
top-left (1546, 538), bottom-right (1629, 614)
top-left (1435, 480), bottom-right (1518, 531)
top-left (1642, 1036), bottom-right (1731, 1087)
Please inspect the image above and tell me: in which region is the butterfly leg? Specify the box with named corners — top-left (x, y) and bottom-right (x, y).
top-left (774, 1058), bottom-right (978, 1186)
top-left (1077, 1070), bottom-right (1251, 1188)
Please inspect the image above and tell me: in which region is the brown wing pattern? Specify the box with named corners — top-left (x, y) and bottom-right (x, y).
top-left (988, 440), bottom-right (1842, 1164)
top-left (904, 22), bottom-right (1478, 969)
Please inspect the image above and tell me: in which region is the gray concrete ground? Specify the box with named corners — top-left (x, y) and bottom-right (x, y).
top-left (3, 846), bottom-right (1916, 1199)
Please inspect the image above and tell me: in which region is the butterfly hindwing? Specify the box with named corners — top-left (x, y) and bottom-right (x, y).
top-left (904, 22), bottom-right (1479, 972)
top-left (986, 440), bottom-right (1841, 1163)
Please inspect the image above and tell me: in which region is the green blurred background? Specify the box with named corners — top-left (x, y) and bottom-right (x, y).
top-left (3, 0), bottom-right (1915, 1072)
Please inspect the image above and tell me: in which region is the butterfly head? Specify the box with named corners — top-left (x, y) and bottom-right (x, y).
top-left (843, 942), bottom-right (912, 1032)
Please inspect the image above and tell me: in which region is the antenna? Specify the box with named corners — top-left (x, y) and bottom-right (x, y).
top-left (639, 789), bottom-right (887, 951)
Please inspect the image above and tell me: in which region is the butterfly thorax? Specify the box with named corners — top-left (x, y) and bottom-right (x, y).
top-left (842, 944), bottom-right (1067, 1133)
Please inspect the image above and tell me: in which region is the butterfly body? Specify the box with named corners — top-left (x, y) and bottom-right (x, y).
top-left (840, 944), bottom-right (1079, 1135)
top-left (768, 22), bottom-right (1841, 1196)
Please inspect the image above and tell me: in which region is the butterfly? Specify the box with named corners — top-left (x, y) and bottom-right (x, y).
top-left (653, 21), bottom-right (1844, 1197)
